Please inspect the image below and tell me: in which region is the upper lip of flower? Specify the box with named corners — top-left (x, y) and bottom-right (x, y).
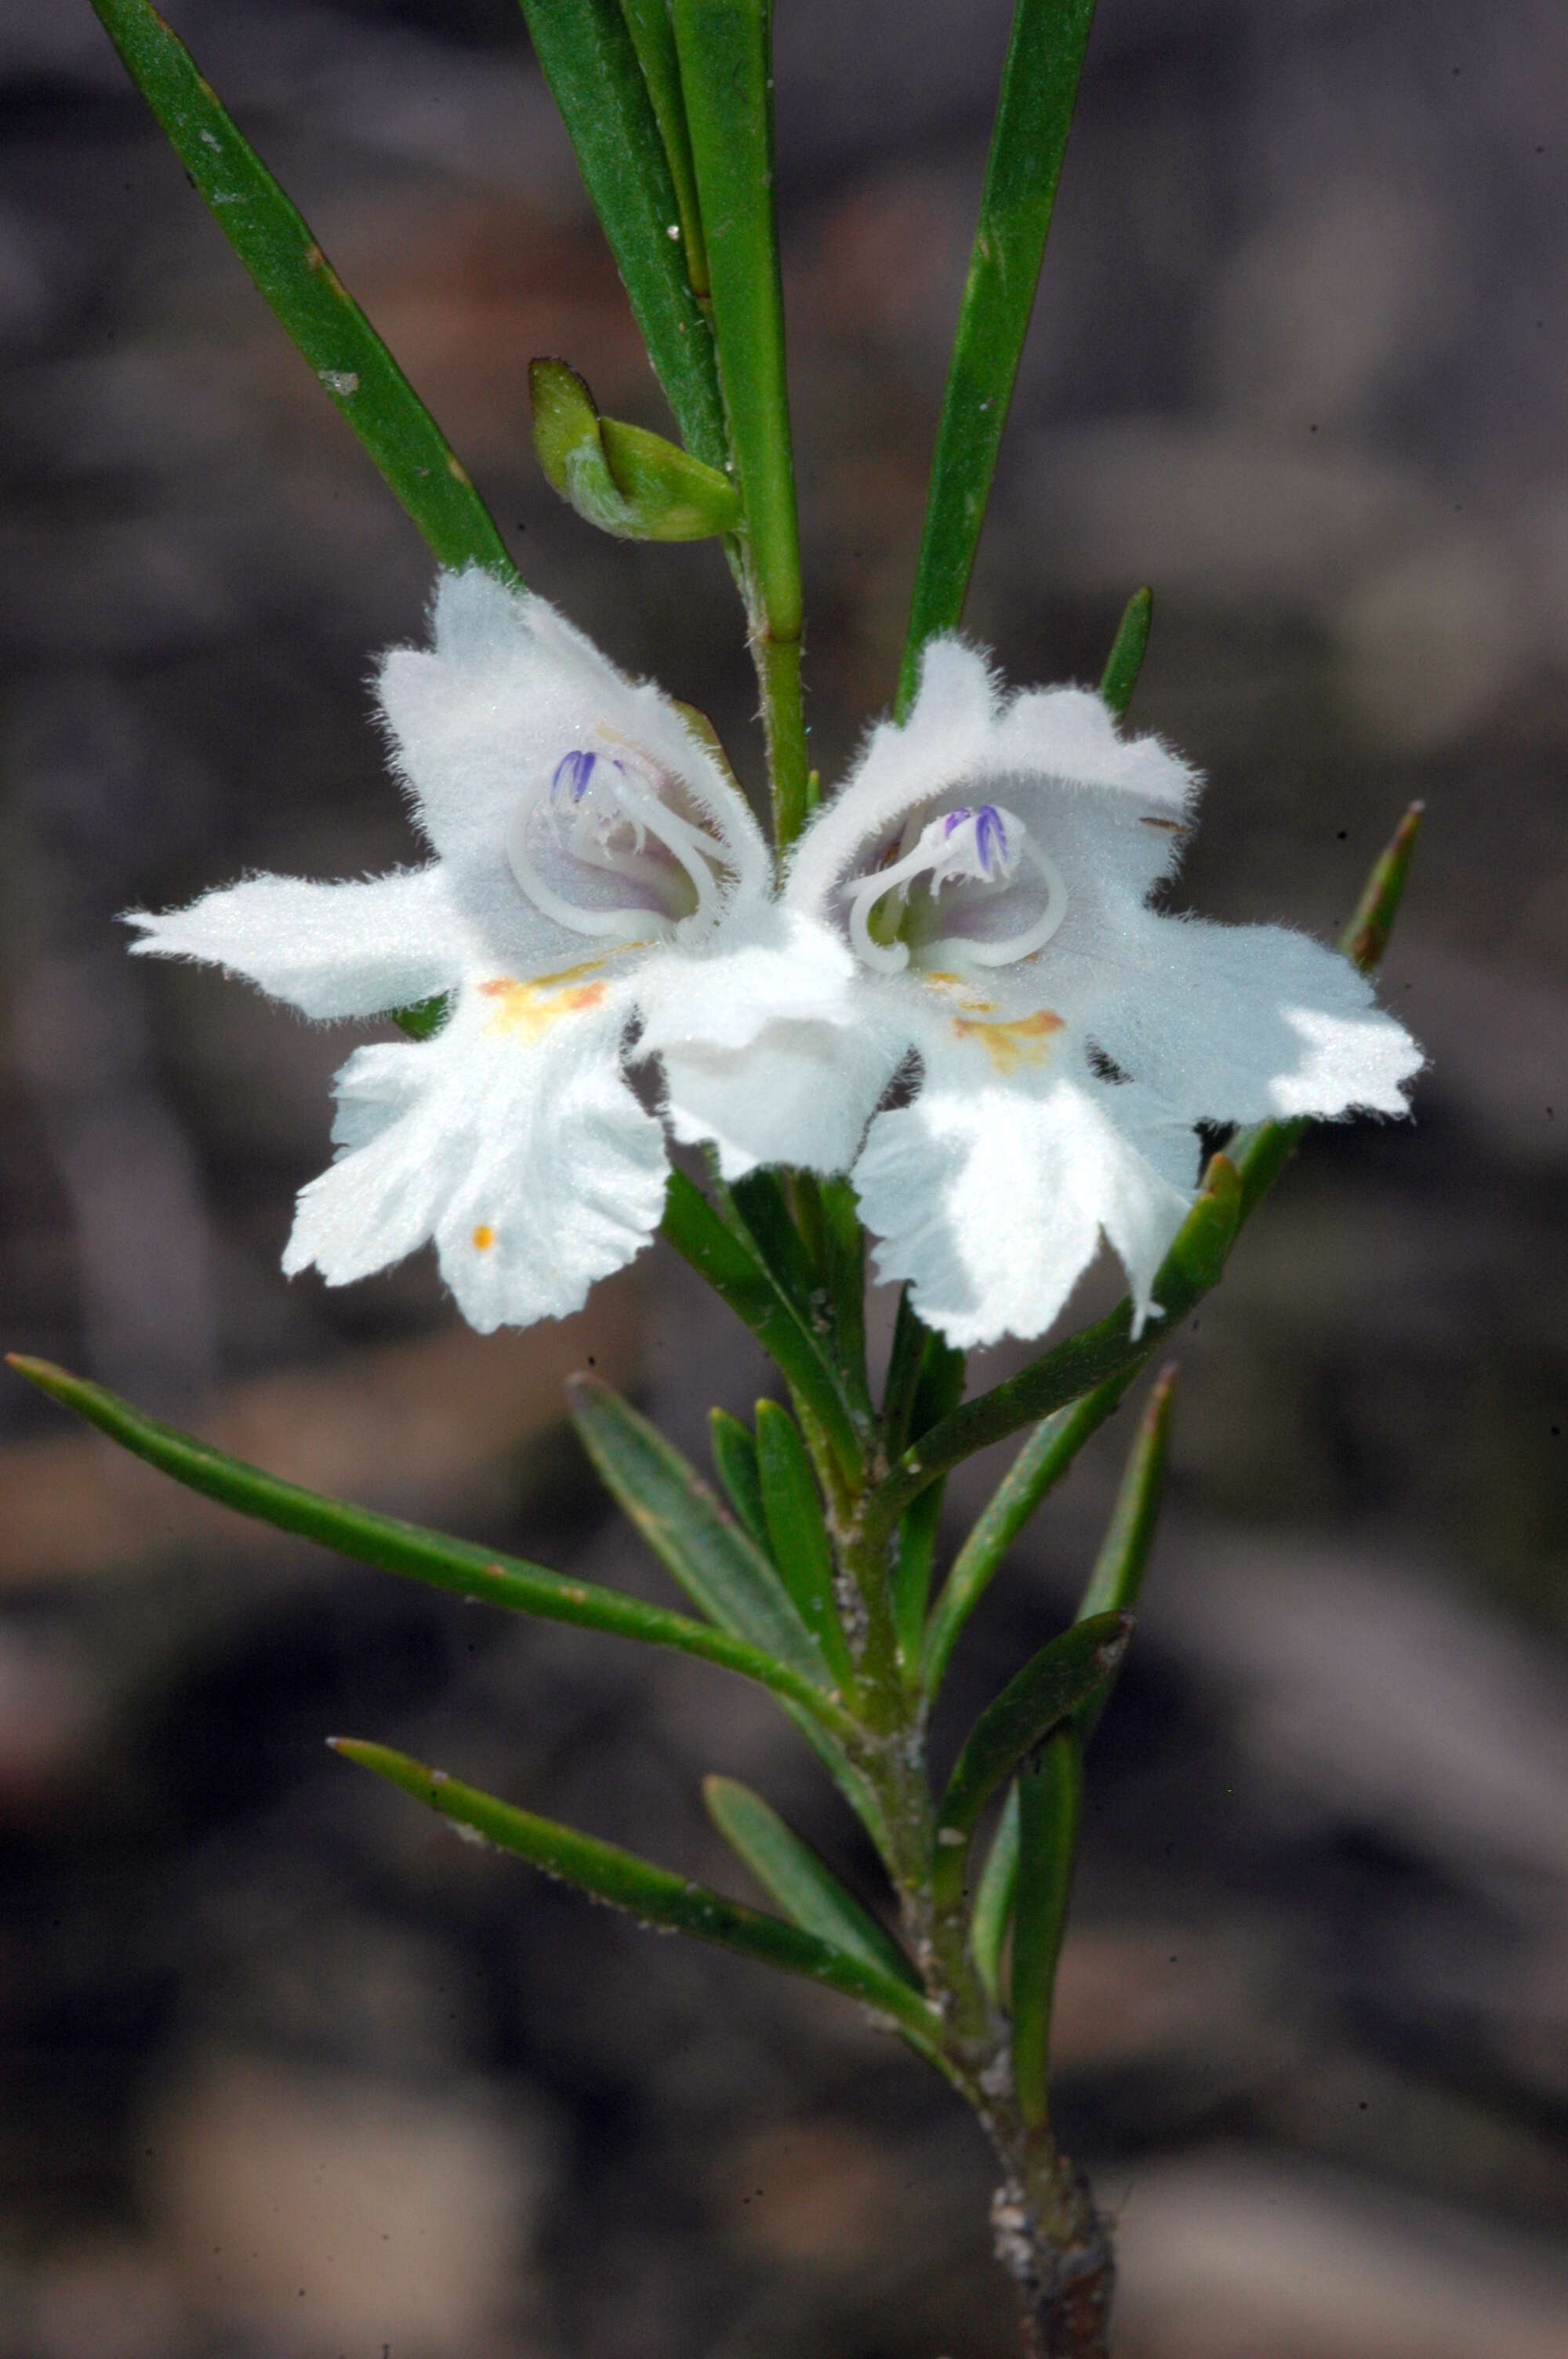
top-left (838, 796), bottom-right (1070, 976)
top-left (504, 740), bottom-right (739, 947)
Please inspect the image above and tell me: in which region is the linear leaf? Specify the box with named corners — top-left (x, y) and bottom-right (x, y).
top-left (5, 1356), bottom-right (851, 1734)
top-left (811, 1176), bottom-right (873, 1421)
top-left (898, 0), bottom-right (1097, 711)
top-left (779, 1700), bottom-right (894, 1863)
top-left (891, 1478), bottom-right (946, 1682)
top-left (333, 1740), bottom-right (943, 2052)
top-left (660, 1170), bottom-right (864, 1485)
top-left (1011, 1728), bottom-right (1083, 2128)
top-left (617, 0), bottom-right (710, 293)
top-left (725, 1170), bottom-right (822, 1325)
top-left (923, 1370), bottom-right (1134, 1699)
top-left (1098, 585), bottom-right (1152, 720)
top-left (933, 1610), bottom-right (1130, 1910)
top-left (708, 1408), bottom-right (769, 1550)
top-left (517, 0), bottom-right (728, 467)
top-left (702, 1776), bottom-right (917, 1988)
top-left (566, 1374), bottom-right (831, 1688)
top-left (89, 0), bottom-right (515, 577)
top-left (754, 1401), bottom-right (854, 1684)
top-left (1073, 1365), bottom-right (1174, 1745)
top-left (971, 1780), bottom-right (1020, 2006)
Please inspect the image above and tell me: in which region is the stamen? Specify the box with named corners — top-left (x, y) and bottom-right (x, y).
top-left (844, 801), bottom-right (1067, 974)
top-left (506, 745), bottom-right (731, 942)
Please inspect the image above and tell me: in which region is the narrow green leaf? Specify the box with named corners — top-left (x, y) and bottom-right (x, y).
top-left (671, 0), bottom-right (808, 841)
top-left (5, 1355), bottom-right (851, 1734)
top-left (898, 0), bottom-right (1098, 711)
top-left (708, 1408), bottom-right (769, 1550)
top-left (882, 1286), bottom-right (932, 1456)
top-left (617, 0), bottom-right (710, 295)
top-left (724, 1170), bottom-right (822, 1326)
top-left (753, 1401), bottom-right (853, 1684)
top-left (529, 357), bottom-right (740, 540)
top-left (933, 1609), bottom-right (1130, 1910)
top-left (872, 1156), bottom-right (1242, 1540)
top-left (702, 1775), bottom-right (918, 1987)
top-left (1073, 1365), bottom-right (1174, 1745)
top-left (1232, 801), bottom-right (1424, 1223)
top-left (1011, 1729), bottom-right (1083, 2129)
top-left (811, 1176), bottom-right (873, 1420)
top-left (1076, 1365), bottom-right (1174, 1629)
top-left (1098, 585), bottom-right (1152, 720)
top-left (89, 0), bottom-right (516, 577)
top-left (922, 1369), bottom-right (1135, 1699)
top-left (660, 1170), bottom-right (864, 1486)
top-left (566, 1373), bottom-right (831, 1688)
top-left (971, 1780), bottom-right (1020, 2006)
top-left (333, 1739), bottom-right (943, 2052)
top-left (891, 1478), bottom-right (946, 1682)
top-left (517, 0), bottom-right (728, 467)
top-left (780, 1700), bottom-right (894, 1863)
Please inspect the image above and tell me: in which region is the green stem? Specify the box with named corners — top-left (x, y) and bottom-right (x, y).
top-left (671, 0), bottom-right (808, 842)
top-left (754, 623), bottom-right (810, 847)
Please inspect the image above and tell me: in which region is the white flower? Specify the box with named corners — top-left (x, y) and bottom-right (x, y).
top-left (126, 569), bottom-right (850, 1331)
top-left (684, 637), bottom-right (1424, 1351)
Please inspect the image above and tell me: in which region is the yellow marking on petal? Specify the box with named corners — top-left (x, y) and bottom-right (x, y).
top-left (472, 1225), bottom-right (495, 1252)
top-left (951, 1007), bottom-right (1065, 1074)
top-left (921, 970), bottom-right (1000, 1016)
top-left (479, 962), bottom-right (612, 1040)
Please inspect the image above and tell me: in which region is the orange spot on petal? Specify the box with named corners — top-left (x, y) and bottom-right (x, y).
top-left (480, 962), bottom-right (611, 1040)
top-left (473, 1225), bottom-right (495, 1252)
top-left (952, 1007), bottom-right (1064, 1075)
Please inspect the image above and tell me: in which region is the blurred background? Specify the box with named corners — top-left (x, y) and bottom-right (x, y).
top-left (1, 2), bottom-right (1566, 2353)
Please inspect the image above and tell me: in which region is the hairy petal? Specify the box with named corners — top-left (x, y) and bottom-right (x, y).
top-left (634, 907), bottom-right (857, 1057)
top-left (663, 1016), bottom-right (905, 1181)
top-left (378, 569), bottom-right (769, 904)
top-left (285, 979), bottom-right (666, 1329)
top-left (125, 866), bottom-right (459, 1020)
top-left (1095, 914), bottom-right (1424, 1123)
top-left (852, 1036), bottom-right (1197, 1350)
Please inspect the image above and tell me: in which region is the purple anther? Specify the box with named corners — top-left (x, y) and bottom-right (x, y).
top-left (973, 805), bottom-right (1009, 874)
top-left (551, 748), bottom-right (599, 803)
top-left (941, 805), bottom-right (973, 838)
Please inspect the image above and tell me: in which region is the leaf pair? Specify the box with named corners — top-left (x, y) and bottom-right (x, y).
top-left (8, 1348), bottom-right (935, 2052)
top-left (333, 1740), bottom-right (942, 2059)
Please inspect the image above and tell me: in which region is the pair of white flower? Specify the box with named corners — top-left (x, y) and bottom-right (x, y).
top-left (131, 570), bottom-right (1420, 1350)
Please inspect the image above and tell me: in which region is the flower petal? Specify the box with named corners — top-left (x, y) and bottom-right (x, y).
top-left (786, 636), bottom-right (1199, 927)
top-left (634, 907), bottom-right (857, 1056)
top-left (851, 1030), bottom-right (1197, 1350)
top-left (378, 569), bottom-right (770, 907)
top-left (1093, 914), bottom-right (1424, 1122)
top-left (662, 1014), bottom-right (905, 1181)
top-left (284, 979), bottom-right (666, 1329)
top-left (125, 866), bottom-right (459, 1020)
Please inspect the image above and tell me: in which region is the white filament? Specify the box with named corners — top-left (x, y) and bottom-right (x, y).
top-left (844, 805), bottom-right (1067, 975)
top-left (506, 747), bottom-right (729, 942)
